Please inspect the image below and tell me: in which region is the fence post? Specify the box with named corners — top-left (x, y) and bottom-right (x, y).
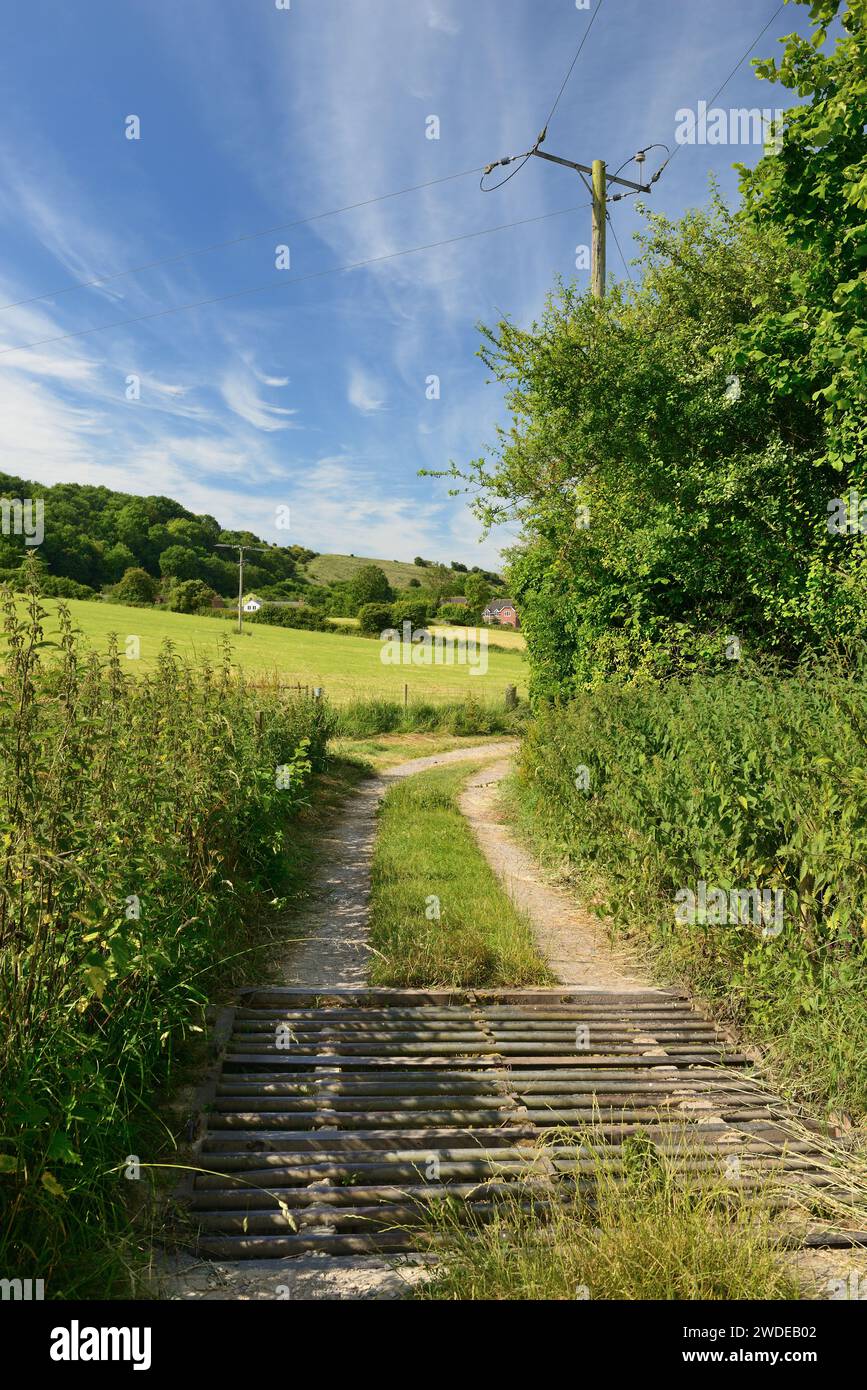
top-left (504, 684), bottom-right (518, 711)
top-left (404, 682), bottom-right (408, 709)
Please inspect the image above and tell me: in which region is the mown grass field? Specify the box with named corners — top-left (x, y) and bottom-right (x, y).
top-left (331, 614), bottom-right (526, 653)
top-left (22, 599), bottom-right (528, 702)
top-left (432, 623), bottom-right (525, 652)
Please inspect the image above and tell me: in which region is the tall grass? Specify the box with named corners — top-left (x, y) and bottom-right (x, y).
top-left (417, 1134), bottom-right (802, 1301)
top-left (513, 665), bottom-right (867, 1120)
top-left (0, 569), bottom-right (333, 1295)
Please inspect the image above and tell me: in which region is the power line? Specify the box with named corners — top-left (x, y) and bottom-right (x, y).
top-left (480, 152), bottom-right (534, 194)
top-left (706, 1), bottom-right (787, 110)
top-left (0, 164), bottom-right (488, 314)
top-left (543, 0), bottom-right (607, 131)
top-left (3, 0), bottom-right (610, 317)
top-left (651, 1), bottom-right (787, 183)
top-left (482, 0), bottom-right (607, 193)
top-left (0, 202), bottom-right (592, 358)
top-left (216, 542), bottom-right (268, 635)
top-left (0, 0), bottom-right (787, 334)
top-left (606, 210), bottom-right (633, 284)
top-left (593, 2), bottom-right (789, 296)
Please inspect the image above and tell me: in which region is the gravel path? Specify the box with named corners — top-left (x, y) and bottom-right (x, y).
top-left (157, 743), bottom-right (865, 1302)
top-left (155, 741), bottom-right (516, 1302)
top-left (460, 760), bottom-right (651, 990)
top-left (281, 741), bottom-right (518, 987)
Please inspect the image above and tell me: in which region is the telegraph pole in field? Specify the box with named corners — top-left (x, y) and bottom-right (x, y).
top-left (216, 542), bottom-right (268, 634)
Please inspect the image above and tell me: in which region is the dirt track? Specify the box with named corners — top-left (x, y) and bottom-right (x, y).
top-left (156, 744), bottom-right (866, 1302)
top-left (280, 741), bottom-right (518, 988)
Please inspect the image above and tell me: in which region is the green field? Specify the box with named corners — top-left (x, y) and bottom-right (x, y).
top-left (332, 615), bottom-right (526, 653)
top-left (303, 551), bottom-right (497, 592)
top-left (27, 599), bottom-right (527, 702)
top-left (304, 552), bottom-right (451, 589)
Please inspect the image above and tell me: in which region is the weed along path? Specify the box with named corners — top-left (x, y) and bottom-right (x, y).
top-left (161, 744), bottom-right (867, 1302)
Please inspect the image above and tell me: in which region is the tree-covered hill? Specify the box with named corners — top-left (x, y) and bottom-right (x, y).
top-left (0, 471), bottom-right (316, 598)
top-left (0, 472), bottom-right (500, 605)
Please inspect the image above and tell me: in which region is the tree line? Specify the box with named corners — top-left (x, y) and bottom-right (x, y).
top-left (448, 0), bottom-right (866, 696)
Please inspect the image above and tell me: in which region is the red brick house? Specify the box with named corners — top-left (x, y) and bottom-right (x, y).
top-left (482, 598), bottom-right (519, 629)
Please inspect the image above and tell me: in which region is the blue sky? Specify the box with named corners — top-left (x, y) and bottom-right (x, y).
top-left (0, 0), bottom-right (810, 568)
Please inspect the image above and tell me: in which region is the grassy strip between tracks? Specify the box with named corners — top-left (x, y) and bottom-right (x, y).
top-left (368, 762), bottom-right (550, 988)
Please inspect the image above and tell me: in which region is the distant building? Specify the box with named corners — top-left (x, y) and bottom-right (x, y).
top-left (443, 595), bottom-right (468, 607)
top-left (482, 599), bottom-right (519, 629)
top-left (242, 596), bottom-right (262, 613)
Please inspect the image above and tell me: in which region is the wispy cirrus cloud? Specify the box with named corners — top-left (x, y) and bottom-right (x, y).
top-left (220, 369), bottom-right (299, 431)
top-left (0, 0), bottom-right (805, 573)
top-left (425, 2), bottom-right (462, 37)
top-left (347, 363), bottom-right (386, 415)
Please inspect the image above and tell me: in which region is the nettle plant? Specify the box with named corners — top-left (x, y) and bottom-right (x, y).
top-left (0, 559), bottom-right (331, 1290)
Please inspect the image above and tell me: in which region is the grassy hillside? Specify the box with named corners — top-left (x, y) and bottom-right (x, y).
top-left (0, 472), bottom-right (501, 602)
top-left (305, 553), bottom-right (448, 589)
top-left (24, 599), bottom-right (527, 702)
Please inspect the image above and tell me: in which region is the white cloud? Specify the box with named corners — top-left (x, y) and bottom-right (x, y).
top-left (426, 2), bottom-right (461, 37)
top-left (220, 370), bottom-right (299, 431)
top-left (347, 364), bottom-right (386, 415)
top-left (0, 139), bottom-right (147, 307)
top-left (0, 373), bottom-right (102, 474)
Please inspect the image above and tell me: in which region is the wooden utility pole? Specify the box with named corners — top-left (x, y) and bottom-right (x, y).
top-left (236, 547), bottom-right (245, 633)
top-left (591, 159), bottom-right (606, 300)
top-left (216, 541), bottom-right (269, 634)
top-left (484, 136), bottom-right (653, 303)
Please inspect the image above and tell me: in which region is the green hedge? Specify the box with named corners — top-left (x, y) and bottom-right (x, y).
top-left (515, 667), bottom-right (867, 1118)
top-left (334, 695), bottom-right (522, 738)
top-left (247, 603), bottom-right (329, 631)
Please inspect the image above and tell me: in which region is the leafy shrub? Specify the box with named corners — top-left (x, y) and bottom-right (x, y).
top-left (349, 564), bottom-right (392, 607)
top-left (0, 569), bottom-right (334, 1293)
top-left (334, 695), bottom-right (521, 738)
top-left (168, 579), bottom-right (217, 613)
top-left (38, 575), bottom-right (96, 600)
top-left (249, 603), bottom-right (328, 631)
top-left (437, 604), bottom-right (472, 624)
top-left (111, 567), bottom-right (157, 606)
top-left (515, 664), bottom-right (867, 1117)
top-left (357, 603), bottom-right (394, 636)
top-left (391, 597), bottom-right (432, 629)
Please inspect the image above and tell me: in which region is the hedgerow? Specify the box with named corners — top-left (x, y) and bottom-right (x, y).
top-left (0, 570), bottom-right (333, 1294)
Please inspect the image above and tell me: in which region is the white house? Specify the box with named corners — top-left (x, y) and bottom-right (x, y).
top-left (242, 597), bottom-right (262, 613)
